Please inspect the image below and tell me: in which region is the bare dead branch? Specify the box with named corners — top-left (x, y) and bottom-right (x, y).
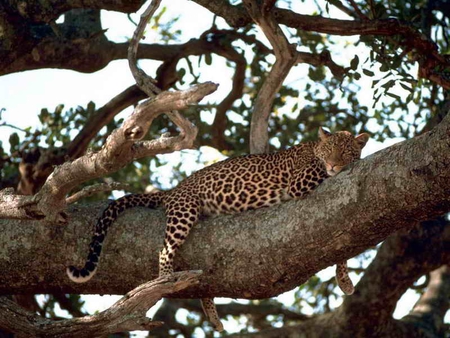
top-left (0, 271), bottom-right (201, 337)
top-left (243, 0), bottom-right (297, 154)
top-left (67, 85), bottom-right (147, 159)
top-left (127, 0), bottom-right (162, 97)
top-left (31, 82), bottom-right (217, 223)
top-left (66, 182), bottom-right (134, 204)
top-left (0, 81), bottom-right (217, 222)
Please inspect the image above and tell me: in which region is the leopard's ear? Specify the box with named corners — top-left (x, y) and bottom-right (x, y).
top-left (318, 127), bottom-right (331, 141)
top-left (355, 133), bottom-right (369, 149)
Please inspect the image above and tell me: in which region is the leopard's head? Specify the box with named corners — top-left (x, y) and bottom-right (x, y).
top-left (315, 127), bottom-right (369, 176)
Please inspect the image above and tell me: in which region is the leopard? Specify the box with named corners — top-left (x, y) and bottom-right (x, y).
top-left (67, 127), bottom-right (369, 331)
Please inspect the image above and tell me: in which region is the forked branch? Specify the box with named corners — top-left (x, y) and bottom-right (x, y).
top-left (0, 271), bottom-right (201, 337)
top-left (0, 0), bottom-right (218, 222)
top-left (243, 0), bottom-right (298, 154)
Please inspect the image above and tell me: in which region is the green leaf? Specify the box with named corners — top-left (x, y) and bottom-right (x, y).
top-left (363, 69), bottom-right (375, 77)
top-left (399, 82), bottom-right (413, 92)
top-left (205, 53), bottom-right (212, 66)
top-left (177, 68), bottom-right (186, 85)
top-left (386, 92), bottom-right (401, 101)
top-left (350, 55), bottom-right (359, 70)
top-left (380, 63), bottom-right (390, 72)
top-left (9, 133), bottom-right (19, 152)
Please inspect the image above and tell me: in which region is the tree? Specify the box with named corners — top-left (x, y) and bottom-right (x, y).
top-left (0, 0), bottom-right (449, 336)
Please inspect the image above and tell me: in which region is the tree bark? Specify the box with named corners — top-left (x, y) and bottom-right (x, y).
top-left (1, 111), bottom-right (449, 299)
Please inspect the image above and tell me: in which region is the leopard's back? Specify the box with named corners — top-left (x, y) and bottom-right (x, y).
top-left (166, 143), bottom-right (317, 215)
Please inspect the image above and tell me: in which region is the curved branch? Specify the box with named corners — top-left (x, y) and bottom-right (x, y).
top-left (34, 82), bottom-right (217, 222)
top-left (243, 0), bottom-right (297, 154)
top-left (210, 45), bottom-right (246, 151)
top-left (0, 271), bottom-right (200, 337)
top-left (192, 1), bottom-right (450, 89)
top-left (127, 0), bottom-right (162, 97)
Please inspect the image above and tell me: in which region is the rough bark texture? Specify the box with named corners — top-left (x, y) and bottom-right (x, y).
top-left (1, 112), bottom-right (449, 300)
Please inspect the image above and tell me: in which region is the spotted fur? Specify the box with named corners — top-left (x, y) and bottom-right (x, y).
top-left (67, 127), bottom-right (369, 330)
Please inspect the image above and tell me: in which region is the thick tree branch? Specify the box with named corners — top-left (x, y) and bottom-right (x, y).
top-left (1, 112), bottom-right (449, 298)
top-left (0, 271), bottom-right (200, 337)
top-left (3, 2), bottom-right (450, 87)
top-left (0, 1), bottom-right (145, 23)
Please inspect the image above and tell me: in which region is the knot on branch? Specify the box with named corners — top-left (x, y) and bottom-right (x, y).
top-left (124, 126), bottom-right (145, 140)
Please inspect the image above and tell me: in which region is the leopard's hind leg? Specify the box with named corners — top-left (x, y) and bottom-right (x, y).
top-left (336, 261), bottom-right (354, 295)
top-left (201, 298), bottom-right (224, 332)
top-left (159, 195), bottom-right (224, 331)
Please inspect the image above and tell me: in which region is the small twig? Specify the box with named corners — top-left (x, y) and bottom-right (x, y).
top-left (128, 0), bottom-right (163, 97)
top-left (347, 0), bottom-right (368, 20)
top-left (0, 121), bottom-right (30, 133)
top-left (327, 0), bottom-right (357, 18)
top-left (296, 50), bottom-right (347, 80)
top-left (66, 182), bottom-right (134, 204)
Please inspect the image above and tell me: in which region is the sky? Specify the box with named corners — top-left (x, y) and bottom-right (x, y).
top-left (0, 0), bottom-right (443, 336)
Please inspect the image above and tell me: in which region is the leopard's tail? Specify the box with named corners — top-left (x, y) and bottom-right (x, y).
top-left (67, 192), bottom-right (164, 283)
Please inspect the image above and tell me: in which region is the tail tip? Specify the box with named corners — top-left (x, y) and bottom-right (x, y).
top-left (66, 265), bottom-right (96, 283)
